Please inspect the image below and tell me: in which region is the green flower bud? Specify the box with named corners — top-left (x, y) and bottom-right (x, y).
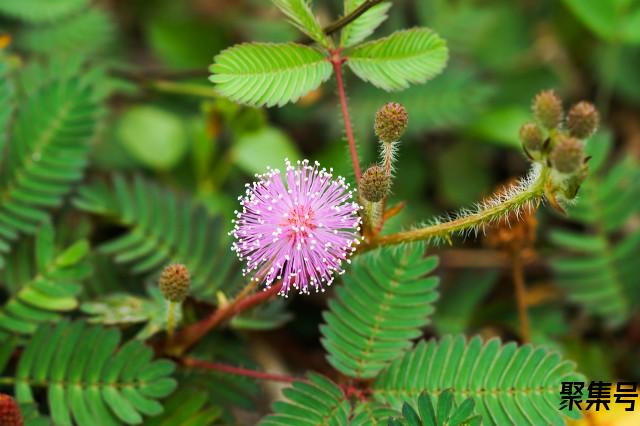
top-left (533, 90), bottom-right (563, 129)
top-left (374, 102), bottom-right (408, 143)
top-left (359, 165), bottom-right (390, 202)
top-left (159, 264), bottom-right (190, 303)
top-left (0, 393), bottom-right (23, 426)
top-left (550, 136), bottom-right (584, 174)
top-left (519, 122), bottom-right (543, 152)
top-left (567, 101), bottom-right (599, 139)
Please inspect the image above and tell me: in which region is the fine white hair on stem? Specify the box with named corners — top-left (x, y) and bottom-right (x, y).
top-left (387, 164), bottom-right (546, 247)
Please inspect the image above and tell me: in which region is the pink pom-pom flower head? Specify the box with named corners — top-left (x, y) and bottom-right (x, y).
top-left (232, 159), bottom-right (362, 296)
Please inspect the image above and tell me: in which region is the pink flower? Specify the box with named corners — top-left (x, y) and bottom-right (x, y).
top-left (232, 159), bottom-right (362, 296)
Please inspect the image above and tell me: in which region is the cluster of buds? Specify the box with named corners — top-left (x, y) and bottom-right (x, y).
top-left (360, 103), bottom-right (408, 230)
top-left (519, 90), bottom-right (599, 209)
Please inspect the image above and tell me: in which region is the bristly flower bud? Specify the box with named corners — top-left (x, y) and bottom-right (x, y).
top-left (359, 165), bottom-right (390, 202)
top-left (159, 264), bottom-right (190, 303)
top-left (550, 136), bottom-right (584, 174)
top-left (374, 102), bottom-right (408, 143)
top-left (0, 394), bottom-right (23, 426)
top-left (533, 90), bottom-right (563, 129)
top-left (519, 122), bottom-right (543, 152)
top-left (567, 101), bottom-right (599, 139)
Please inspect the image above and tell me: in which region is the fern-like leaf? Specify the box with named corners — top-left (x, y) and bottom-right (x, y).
top-left (81, 285), bottom-right (171, 340)
top-left (320, 243), bottom-right (439, 379)
top-left (73, 175), bottom-right (241, 300)
top-left (340, 0), bottom-right (391, 48)
top-left (0, 61), bottom-right (14, 154)
top-left (143, 386), bottom-right (221, 426)
top-left (209, 42), bottom-right (332, 107)
top-left (0, 223), bottom-right (90, 338)
top-left (13, 320), bottom-right (176, 425)
top-left (16, 8), bottom-right (115, 56)
top-left (0, 71), bottom-right (102, 265)
top-left (388, 390), bottom-right (481, 426)
top-left (258, 373), bottom-right (350, 426)
top-left (373, 335), bottom-right (584, 425)
top-left (550, 133), bottom-right (640, 327)
top-left (272, 0), bottom-right (330, 47)
top-left (0, 0), bottom-right (87, 22)
top-left (346, 28), bottom-right (448, 91)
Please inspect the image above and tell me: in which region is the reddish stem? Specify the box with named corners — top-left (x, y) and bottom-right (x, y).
top-left (170, 282), bottom-right (284, 354)
top-left (183, 357), bottom-right (299, 384)
top-left (183, 357), bottom-right (369, 401)
top-left (331, 52), bottom-right (361, 182)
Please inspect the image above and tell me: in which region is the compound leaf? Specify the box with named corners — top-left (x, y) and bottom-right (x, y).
top-left (321, 243), bottom-right (439, 379)
top-left (373, 335), bottom-right (585, 425)
top-left (73, 175), bottom-right (241, 301)
top-left (258, 373), bottom-right (350, 426)
top-left (14, 320), bottom-right (176, 425)
top-left (550, 132), bottom-right (640, 327)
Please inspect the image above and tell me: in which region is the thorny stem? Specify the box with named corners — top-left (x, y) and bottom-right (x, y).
top-left (360, 167), bottom-right (551, 252)
top-left (511, 250), bottom-right (532, 343)
top-left (323, 0), bottom-right (387, 37)
top-left (182, 358), bottom-right (368, 400)
top-left (169, 281), bottom-right (284, 354)
top-left (331, 51), bottom-right (362, 182)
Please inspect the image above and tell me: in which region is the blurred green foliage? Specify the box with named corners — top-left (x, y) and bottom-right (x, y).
top-left (1, 0), bottom-right (640, 424)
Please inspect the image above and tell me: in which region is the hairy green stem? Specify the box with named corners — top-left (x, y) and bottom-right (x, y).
top-left (166, 301), bottom-right (177, 340)
top-left (361, 166), bottom-right (550, 252)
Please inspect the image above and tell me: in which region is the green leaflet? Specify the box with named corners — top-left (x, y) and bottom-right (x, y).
top-left (347, 27), bottom-right (448, 91)
top-left (73, 174), bottom-right (241, 301)
top-left (210, 42), bottom-right (332, 108)
top-left (321, 243), bottom-right (439, 379)
top-left (351, 401), bottom-right (397, 425)
top-left (373, 335), bottom-right (585, 425)
top-left (0, 67), bottom-right (102, 266)
top-left (550, 132), bottom-right (640, 327)
top-left (143, 387), bottom-right (222, 426)
top-left (258, 373), bottom-right (350, 426)
top-left (388, 390), bottom-right (481, 426)
top-left (0, 0), bottom-right (87, 23)
top-left (272, 0), bottom-right (330, 47)
top-left (340, 0), bottom-right (392, 48)
top-left (14, 320), bottom-right (176, 425)
top-left (0, 223), bottom-right (90, 338)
